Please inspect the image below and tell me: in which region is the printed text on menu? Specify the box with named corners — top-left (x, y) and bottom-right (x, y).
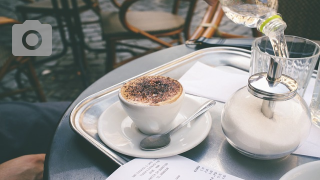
top-left (106, 155), bottom-right (243, 180)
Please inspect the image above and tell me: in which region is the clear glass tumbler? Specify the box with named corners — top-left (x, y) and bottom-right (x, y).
top-left (250, 35), bottom-right (320, 97)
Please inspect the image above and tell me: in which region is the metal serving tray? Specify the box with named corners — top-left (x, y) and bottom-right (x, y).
top-left (70, 47), bottom-right (318, 180)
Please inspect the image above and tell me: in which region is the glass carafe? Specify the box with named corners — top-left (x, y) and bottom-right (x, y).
top-left (221, 86), bottom-right (311, 159)
top-left (221, 67), bottom-right (311, 159)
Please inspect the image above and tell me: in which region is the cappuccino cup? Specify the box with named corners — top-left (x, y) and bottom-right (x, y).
top-left (119, 76), bottom-right (185, 135)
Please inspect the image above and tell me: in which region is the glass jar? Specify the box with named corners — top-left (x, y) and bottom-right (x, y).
top-left (221, 86), bottom-right (311, 159)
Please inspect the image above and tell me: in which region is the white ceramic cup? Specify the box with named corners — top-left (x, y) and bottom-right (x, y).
top-left (119, 86), bottom-right (185, 135)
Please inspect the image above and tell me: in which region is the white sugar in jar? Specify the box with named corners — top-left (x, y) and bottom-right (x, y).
top-left (221, 87), bottom-right (311, 159)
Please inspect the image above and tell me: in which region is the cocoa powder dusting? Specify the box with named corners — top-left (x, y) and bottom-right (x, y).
top-left (121, 76), bottom-right (182, 105)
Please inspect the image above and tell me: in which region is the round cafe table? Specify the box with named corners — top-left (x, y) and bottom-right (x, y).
top-left (44, 44), bottom-right (319, 179)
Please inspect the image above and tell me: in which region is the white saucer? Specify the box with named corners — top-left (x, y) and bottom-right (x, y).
top-left (97, 95), bottom-right (212, 158)
top-left (280, 161), bottom-right (320, 180)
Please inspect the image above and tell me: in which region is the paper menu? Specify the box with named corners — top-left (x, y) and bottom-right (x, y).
top-left (106, 155), bottom-right (242, 180)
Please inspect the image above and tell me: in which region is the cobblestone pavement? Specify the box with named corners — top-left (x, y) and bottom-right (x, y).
top-left (0, 0), bottom-right (252, 102)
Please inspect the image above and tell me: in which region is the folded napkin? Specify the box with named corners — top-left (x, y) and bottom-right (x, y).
top-left (179, 62), bottom-right (249, 103)
top-left (179, 61), bottom-right (320, 158)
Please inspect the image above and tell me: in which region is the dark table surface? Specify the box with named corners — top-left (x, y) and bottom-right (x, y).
top-left (44, 43), bottom-right (320, 180)
top-left (44, 45), bottom-right (196, 179)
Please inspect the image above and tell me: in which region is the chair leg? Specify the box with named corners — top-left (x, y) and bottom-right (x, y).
top-left (25, 60), bottom-right (46, 102)
top-left (0, 56), bottom-right (15, 81)
top-left (15, 67), bottom-right (27, 100)
top-left (20, 12), bottom-right (28, 21)
top-left (176, 34), bottom-right (183, 44)
top-left (70, 38), bottom-right (89, 88)
top-left (106, 39), bottom-right (116, 73)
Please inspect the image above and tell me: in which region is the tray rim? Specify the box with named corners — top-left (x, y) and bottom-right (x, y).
top-left (70, 47), bottom-right (251, 166)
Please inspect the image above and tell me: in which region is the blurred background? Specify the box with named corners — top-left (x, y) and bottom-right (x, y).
top-left (0, 0), bottom-right (253, 102)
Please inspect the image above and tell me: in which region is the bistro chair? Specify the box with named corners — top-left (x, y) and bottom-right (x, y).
top-left (17, 0), bottom-right (199, 73)
top-left (99, 0), bottom-right (198, 71)
top-left (0, 17), bottom-right (46, 101)
top-left (15, 0), bottom-right (101, 87)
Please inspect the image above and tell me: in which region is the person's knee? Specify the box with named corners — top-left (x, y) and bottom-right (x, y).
top-left (0, 102), bottom-right (70, 163)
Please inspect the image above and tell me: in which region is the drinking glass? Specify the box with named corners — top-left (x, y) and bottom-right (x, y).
top-left (250, 35), bottom-right (320, 97)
